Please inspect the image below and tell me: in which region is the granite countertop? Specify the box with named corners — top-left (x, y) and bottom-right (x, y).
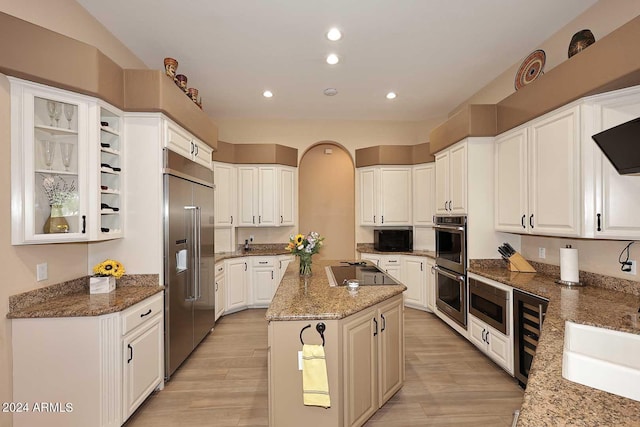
top-left (468, 260), bottom-right (640, 426)
top-left (266, 259), bottom-right (406, 321)
top-left (215, 243), bottom-right (291, 263)
top-left (356, 243), bottom-right (436, 258)
top-left (7, 274), bottom-right (163, 319)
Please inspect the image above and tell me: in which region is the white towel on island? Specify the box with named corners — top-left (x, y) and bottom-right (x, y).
top-left (302, 344), bottom-right (331, 408)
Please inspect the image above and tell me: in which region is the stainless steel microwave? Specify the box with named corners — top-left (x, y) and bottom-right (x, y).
top-left (373, 229), bottom-right (412, 252)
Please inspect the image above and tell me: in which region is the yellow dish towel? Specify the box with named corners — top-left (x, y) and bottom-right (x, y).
top-left (302, 344), bottom-right (331, 408)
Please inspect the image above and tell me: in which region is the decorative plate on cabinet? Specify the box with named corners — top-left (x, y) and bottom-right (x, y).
top-left (515, 49), bottom-right (546, 90)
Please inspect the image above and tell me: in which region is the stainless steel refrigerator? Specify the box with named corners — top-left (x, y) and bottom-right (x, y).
top-left (163, 149), bottom-right (215, 379)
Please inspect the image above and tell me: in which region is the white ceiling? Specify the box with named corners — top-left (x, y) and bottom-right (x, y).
top-left (76, 0), bottom-right (597, 121)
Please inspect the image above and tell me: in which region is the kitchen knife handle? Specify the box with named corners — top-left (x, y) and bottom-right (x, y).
top-left (596, 213), bottom-right (601, 231)
top-left (529, 214), bottom-right (534, 229)
top-left (521, 215), bottom-right (526, 229)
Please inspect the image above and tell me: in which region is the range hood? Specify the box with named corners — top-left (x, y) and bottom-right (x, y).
top-left (591, 117), bottom-right (640, 175)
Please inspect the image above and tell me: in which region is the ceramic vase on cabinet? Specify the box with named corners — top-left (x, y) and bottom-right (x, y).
top-left (43, 204), bottom-right (69, 233)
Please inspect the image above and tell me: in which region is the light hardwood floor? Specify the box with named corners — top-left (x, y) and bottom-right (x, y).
top-left (125, 308), bottom-right (523, 427)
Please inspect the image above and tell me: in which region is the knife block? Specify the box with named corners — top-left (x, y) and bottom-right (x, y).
top-left (507, 252), bottom-right (536, 273)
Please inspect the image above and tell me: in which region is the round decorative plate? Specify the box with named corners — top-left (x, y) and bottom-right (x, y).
top-left (515, 49), bottom-right (546, 90)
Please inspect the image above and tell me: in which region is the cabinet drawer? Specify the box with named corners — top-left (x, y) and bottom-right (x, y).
top-left (215, 263), bottom-right (225, 277)
top-left (122, 293), bottom-right (163, 335)
top-left (253, 257), bottom-right (275, 267)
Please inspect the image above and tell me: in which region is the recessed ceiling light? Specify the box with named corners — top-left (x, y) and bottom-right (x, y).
top-left (263, 90), bottom-right (273, 98)
top-left (326, 28), bottom-right (342, 41)
top-left (324, 88), bottom-right (338, 96)
top-left (326, 54), bottom-right (340, 65)
top-left (386, 92), bottom-right (397, 100)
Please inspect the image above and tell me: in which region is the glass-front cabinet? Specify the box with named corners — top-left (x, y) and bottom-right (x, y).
top-left (10, 78), bottom-right (124, 244)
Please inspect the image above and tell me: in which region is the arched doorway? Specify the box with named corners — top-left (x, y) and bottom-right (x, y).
top-left (298, 142), bottom-right (355, 261)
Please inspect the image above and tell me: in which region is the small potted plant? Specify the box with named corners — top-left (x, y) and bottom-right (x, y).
top-left (90, 259), bottom-right (125, 294)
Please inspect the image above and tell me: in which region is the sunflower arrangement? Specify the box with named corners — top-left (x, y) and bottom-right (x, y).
top-left (92, 259), bottom-right (126, 279)
top-left (286, 231), bottom-right (324, 276)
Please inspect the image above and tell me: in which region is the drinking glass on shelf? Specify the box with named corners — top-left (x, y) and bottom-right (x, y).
top-left (53, 103), bottom-right (62, 127)
top-left (59, 142), bottom-right (74, 171)
top-left (41, 140), bottom-right (56, 170)
top-left (63, 104), bottom-right (74, 129)
top-left (46, 101), bottom-right (57, 126)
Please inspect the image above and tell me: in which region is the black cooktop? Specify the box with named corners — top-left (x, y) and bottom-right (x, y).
top-left (327, 261), bottom-right (401, 286)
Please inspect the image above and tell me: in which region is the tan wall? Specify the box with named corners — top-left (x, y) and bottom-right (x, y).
top-left (299, 143), bottom-right (355, 261)
top-left (453, 0), bottom-right (640, 111)
top-left (0, 3), bottom-right (145, 426)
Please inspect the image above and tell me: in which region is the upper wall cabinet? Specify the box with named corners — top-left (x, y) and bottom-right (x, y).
top-left (359, 166), bottom-right (412, 226)
top-left (237, 165), bottom-right (296, 227)
top-left (10, 78), bottom-right (124, 244)
top-left (412, 163), bottom-right (436, 226)
top-left (495, 105), bottom-right (581, 236)
top-left (495, 84), bottom-right (640, 240)
top-left (435, 140), bottom-right (467, 214)
top-left (164, 121), bottom-right (212, 169)
top-left (213, 161), bottom-right (236, 227)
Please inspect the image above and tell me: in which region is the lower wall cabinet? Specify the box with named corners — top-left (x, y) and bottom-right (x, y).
top-left (361, 253), bottom-right (434, 312)
top-left (11, 293), bottom-right (164, 427)
top-left (214, 262), bottom-right (225, 321)
top-left (225, 258), bottom-right (249, 313)
top-left (468, 314), bottom-right (513, 374)
top-left (251, 257), bottom-right (277, 307)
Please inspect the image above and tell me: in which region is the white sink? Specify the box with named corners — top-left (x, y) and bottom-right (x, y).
top-left (562, 321), bottom-right (640, 401)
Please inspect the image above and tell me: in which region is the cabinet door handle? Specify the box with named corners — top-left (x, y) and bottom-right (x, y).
top-left (420, 262), bottom-right (423, 271)
top-left (244, 262), bottom-right (247, 271)
top-left (597, 213), bottom-right (601, 232)
top-left (127, 344), bottom-right (133, 364)
top-left (486, 330), bottom-right (490, 344)
top-left (252, 215), bottom-right (255, 224)
top-left (82, 215), bottom-right (86, 234)
top-left (215, 282), bottom-right (218, 291)
top-left (529, 214), bottom-right (534, 229)
top-left (381, 215), bottom-right (384, 224)
top-left (259, 261), bottom-right (268, 264)
top-left (381, 314), bottom-right (386, 332)
top-left (444, 201), bottom-right (448, 211)
top-left (195, 144), bottom-right (199, 156)
top-left (140, 309), bottom-right (152, 318)
top-left (373, 318), bottom-right (378, 336)
top-left (190, 141), bottom-right (195, 154)
top-left (481, 329), bottom-right (485, 342)
top-left (388, 260), bottom-right (397, 263)
top-left (271, 271), bottom-right (274, 280)
top-left (259, 215), bottom-right (261, 224)
top-left (373, 215), bottom-right (376, 223)
top-left (521, 215), bottom-right (526, 229)
top-left (231, 215), bottom-right (233, 224)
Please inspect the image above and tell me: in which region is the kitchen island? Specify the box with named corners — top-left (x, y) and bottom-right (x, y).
top-left (266, 259), bottom-right (406, 427)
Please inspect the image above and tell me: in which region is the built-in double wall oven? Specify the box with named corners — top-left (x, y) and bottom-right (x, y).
top-left (433, 215), bottom-right (467, 328)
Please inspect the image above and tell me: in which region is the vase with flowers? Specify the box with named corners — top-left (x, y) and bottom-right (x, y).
top-left (285, 231), bottom-right (324, 277)
top-left (41, 175), bottom-right (76, 233)
top-left (90, 259), bottom-right (126, 294)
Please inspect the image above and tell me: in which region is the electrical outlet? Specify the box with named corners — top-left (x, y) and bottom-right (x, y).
top-left (538, 247), bottom-right (546, 259)
top-left (36, 263), bottom-right (48, 281)
top-left (624, 260), bottom-right (637, 275)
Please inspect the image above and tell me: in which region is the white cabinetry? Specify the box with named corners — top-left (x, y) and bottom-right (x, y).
top-left (237, 166), bottom-right (278, 226)
top-left (277, 255), bottom-right (294, 282)
top-left (214, 262), bottom-right (225, 321)
top-left (213, 162), bottom-right (236, 226)
top-left (121, 294), bottom-right (164, 422)
top-left (9, 77), bottom-right (124, 244)
top-left (225, 258), bottom-right (249, 313)
top-left (279, 166), bottom-right (296, 226)
top-left (251, 257), bottom-right (277, 307)
top-left (585, 87), bottom-right (640, 239)
top-left (358, 166), bottom-right (412, 226)
top-left (435, 141), bottom-right (467, 214)
top-left (412, 163), bottom-right (436, 225)
top-left (164, 120), bottom-right (212, 168)
top-left (12, 293), bottom-right (163, 427)
top-left (380, 255), bottom-right (402, 281)
top-left (468, 315), bottom-right (512, 374)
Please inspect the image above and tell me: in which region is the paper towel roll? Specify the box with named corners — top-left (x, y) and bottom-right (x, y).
top-left (560, 247), bottom-right (579, 283)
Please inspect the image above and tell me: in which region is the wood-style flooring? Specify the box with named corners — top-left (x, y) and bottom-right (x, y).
top-left (124, 308), bottom-right (523, 427)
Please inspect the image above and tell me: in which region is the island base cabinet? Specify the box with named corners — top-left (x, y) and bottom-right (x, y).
top-left (268, 319), bottom-right (342, 427)
top-left (267, 294), bottom-right (404, 427)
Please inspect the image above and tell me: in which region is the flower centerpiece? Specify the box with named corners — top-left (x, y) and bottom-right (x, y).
top-left (286, 231), bottom-right (324, 276)
top-left (41, 175), bottom-right (76, 233)
top-left (90, 259), bottom-right (125, 294)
